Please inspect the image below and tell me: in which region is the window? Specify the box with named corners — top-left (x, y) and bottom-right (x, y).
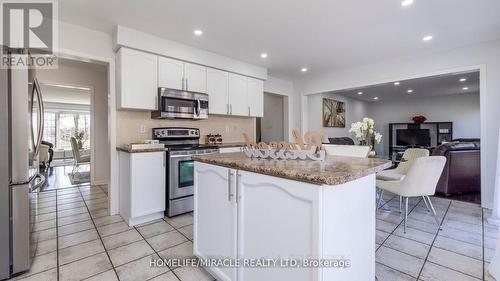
top-left (42, 111), bottom-right (91, 150)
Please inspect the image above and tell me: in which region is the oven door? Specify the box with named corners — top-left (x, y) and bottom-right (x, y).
top-left (169, 154), bottom-right (195, 199)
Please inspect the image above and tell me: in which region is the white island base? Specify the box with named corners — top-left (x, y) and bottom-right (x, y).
top-left (193, 162), bottom-right (376, 281)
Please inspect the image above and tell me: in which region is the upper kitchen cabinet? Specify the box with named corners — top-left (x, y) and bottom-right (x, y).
top-left (207, 68), bottom-right (229, 115)
top-left (247, 78), bottom-right (264, 117)
top-left (228, 73), bottom-right (248, 116)
top-left (117, 47), bottom-right (158, 110)
top-left (158, 57), bottom-right (207, 93)
top-left (184, 63), bottom-right (207, 93)
top-left (158, 57), bottom-right (184, 91)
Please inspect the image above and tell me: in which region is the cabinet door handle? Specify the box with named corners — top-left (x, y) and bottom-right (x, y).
top-left (230, 104), bottom-right (232, 115)
top-left (235, 172), bottom-right (241, 203)
top-left (186, 78), bottom-right (189, 90)
top-left (226, 104), bottom-right (229, 114)
top-left (248, 106), bottom-right (250, 116)
top-left (181, 78), bottom-right (185, 90)
top-left (227, 170), bottom-right (233, 201)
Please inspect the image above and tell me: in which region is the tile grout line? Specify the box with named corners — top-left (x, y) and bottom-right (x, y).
top-left (76, 186), bottom-right (121, 280)
top-left (376, 197), bottom-right (424, 252)
top-left (132, 222), bottom-right (180, 281)
top-left (415, 199), bottom-right (452, 280)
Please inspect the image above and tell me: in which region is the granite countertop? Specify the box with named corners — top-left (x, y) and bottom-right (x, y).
top-left (213, 142), bottom-right (246, 148)
top-left (193, 152), bottom-right (392, 186)
top-left (116, 146), bottom-right (168, 153)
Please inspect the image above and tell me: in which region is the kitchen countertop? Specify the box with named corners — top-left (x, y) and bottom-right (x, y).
top-left (212, 142), bottom-right (246, 148)
top-left (116, 146), bottom-right (168, 153)
top-left (193, 152), bottom-right (392, 186)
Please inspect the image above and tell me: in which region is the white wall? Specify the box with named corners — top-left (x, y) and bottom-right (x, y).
top-left (296, 39), bottom-right (500, 209)
top-left (57, 21), bottom-right (118, 213)
top-left (368, 92), bottom-right (480, 155)
top-left (307, 93), bottom-right (370, 142)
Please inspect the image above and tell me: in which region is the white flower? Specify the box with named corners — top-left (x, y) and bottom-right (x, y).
top-left (375, 132), bottom-right (383, 144)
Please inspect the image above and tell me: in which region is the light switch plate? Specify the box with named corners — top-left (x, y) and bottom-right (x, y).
top-left (140, 125), bottom-right (146, 134)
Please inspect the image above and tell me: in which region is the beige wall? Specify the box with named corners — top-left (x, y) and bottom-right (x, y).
top-left (116, 111), bottom-right (255, 146)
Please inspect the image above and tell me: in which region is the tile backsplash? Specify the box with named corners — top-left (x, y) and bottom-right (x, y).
top-left (116, 110), bottom-right (255, 146)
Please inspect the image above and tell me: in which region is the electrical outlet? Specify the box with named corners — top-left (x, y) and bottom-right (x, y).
top-left (225, 125), bottom-right (230, 133)
top-left (140, 125), bottom-right (146, 134)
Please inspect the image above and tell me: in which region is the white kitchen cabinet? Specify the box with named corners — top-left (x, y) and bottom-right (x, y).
top-left (158, 57), bottom-right (207, 93)
top-left (117, 47), bottom-right (158, 110)
top-left (194, 162), bottom-right (237, 281)
top-left (119, 151), bottom-right (166, 226)
top-left (207, 68), bottom-right (229, 115)
top-left (158, 57), bottom-right (184, 91)
top-left (228, 73), bottom-right (248, 116)
top-left (184, 62), bottom-right (207, 93)
top-left (247, 78), bottom-right (264, 117)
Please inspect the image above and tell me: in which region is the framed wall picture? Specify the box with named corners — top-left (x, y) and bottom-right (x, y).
top-left (322, 98), bottom-right (345, 127)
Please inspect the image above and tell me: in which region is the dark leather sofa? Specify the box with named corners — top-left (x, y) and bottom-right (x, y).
top-left (328, 137), bottom-right (355, 145)
top-left (431, 141), bottom-right (480, 195)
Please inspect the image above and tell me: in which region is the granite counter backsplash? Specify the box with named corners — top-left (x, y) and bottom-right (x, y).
top-left (193, 152), bottom-right (392, 186)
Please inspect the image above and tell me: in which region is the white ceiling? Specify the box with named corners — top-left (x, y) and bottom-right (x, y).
top-left (59, 0), bottom-right (500, 79)
top-left (334, 70), bottom-right (479, 102)
top-left (42, 85), bottom-right (91, 105)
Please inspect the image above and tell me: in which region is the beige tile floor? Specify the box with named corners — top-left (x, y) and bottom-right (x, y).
top-left (8, 185), bottom-right (499, 281)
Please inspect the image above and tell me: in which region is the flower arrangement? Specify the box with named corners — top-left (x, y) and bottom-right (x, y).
top-left (349, 117), bottom-right (382, 147)
top-left (412, 115), bottom-right (427, 123)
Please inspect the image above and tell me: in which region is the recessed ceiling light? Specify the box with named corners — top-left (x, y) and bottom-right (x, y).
top-left (193, 29), bottom-right (203, 36)
top-left (394, 82), bottom-right (400, 86)
top-left (357, 91), bottom-right (363, 95)
top-left (407, 89), bottom-right (414, 93)
top-left (260, 53), bottom-right (268, 58)
top-left (401, 0), bottom-right (414, 6)
top-left (463, 87), bottom-right (469, 90)
top-left (301, 67), bottom-right (308, 72)
top-left (459, 78), bottom-right (467, 82)
top-left (373, 97), bottom-right (379, 100)
top-left (422, 35), bottom-right (433, 41)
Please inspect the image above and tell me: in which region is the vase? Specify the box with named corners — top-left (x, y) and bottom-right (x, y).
top-left (368, 149), bottom-right (376, 158)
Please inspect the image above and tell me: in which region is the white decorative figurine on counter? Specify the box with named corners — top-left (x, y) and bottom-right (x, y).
top-left (242, 130), bottom-right (326, 161)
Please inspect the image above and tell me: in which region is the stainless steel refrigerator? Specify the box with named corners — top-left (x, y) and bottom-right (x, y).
top-left (0, 52), bottom-right (45, 279)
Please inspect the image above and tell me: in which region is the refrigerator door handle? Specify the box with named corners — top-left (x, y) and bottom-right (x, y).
top-left (33, 78), bottom-right (44, 156)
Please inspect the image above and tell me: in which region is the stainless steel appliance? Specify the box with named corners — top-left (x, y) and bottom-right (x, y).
top-left (0, 52), bottom-right (45, 279)
top-left (151, 88), bottom-right (209, 120)
top-left (153, 128), bottom-right (218, 217)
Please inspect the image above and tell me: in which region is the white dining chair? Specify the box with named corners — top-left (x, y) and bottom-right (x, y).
top-left (323, 144), bottom-right (370, 158)
top-left (70, 137), bottom-right (90, 175)
top-left (376, 156), bottom-right (446, 233)
top-left (377, 148), bottom-right (429, 181)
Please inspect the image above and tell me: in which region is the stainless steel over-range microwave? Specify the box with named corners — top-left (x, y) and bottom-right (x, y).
top-left (151, 88), bottom-right (209, 119)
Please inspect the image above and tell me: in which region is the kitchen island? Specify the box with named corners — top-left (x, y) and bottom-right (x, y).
top-left (192, 152), bottom-right (392, 281)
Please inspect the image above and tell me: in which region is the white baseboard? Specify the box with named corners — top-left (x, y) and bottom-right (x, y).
top-left (91, 180), bottom-right (109, 186)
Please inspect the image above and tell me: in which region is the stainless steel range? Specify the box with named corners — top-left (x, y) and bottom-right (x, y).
top-left (153, 127), bottom-right (218, 217)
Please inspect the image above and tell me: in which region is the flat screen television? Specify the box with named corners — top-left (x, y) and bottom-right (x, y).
top-left (396, 129), bottom-right (431, 147)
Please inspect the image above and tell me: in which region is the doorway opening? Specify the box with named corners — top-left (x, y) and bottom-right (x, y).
top-left (36, 58), bottom-right (109, 191)
top-left (256, 92), bottom-right (287, 142)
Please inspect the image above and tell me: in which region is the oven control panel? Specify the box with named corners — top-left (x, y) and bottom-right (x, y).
top-left (153, 127), bottom-right (200, 139)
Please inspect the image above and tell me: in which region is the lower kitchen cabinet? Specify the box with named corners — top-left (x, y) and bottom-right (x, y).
top-left (194, 163), bottom-right (238, 281)
top-left (194, 162), bottom-right (375, 281)
top-left (118, 151), bottom-right (166, 226)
